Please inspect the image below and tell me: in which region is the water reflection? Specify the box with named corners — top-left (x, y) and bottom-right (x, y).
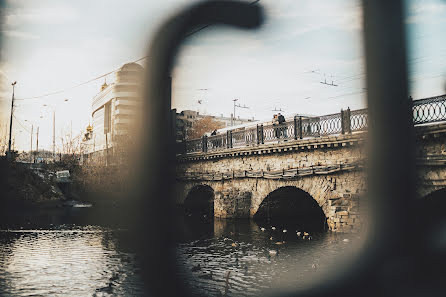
top-left (0, 227), bottom-right (143, 297)
top-left (0, 215), bottom-right (361, 297)
top-left (177, 218), bottom-right (360, 297)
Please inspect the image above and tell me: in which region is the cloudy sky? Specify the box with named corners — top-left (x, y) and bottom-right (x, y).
top-left (0, 0), bottom-right (445, 151)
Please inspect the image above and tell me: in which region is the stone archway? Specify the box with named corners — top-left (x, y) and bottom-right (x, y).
top-left (416, 188), bottom-right (446, 226)
top-left (253, 186), bottom-right (328, 232)
top-left (184, 184), bottom-right (214, 219)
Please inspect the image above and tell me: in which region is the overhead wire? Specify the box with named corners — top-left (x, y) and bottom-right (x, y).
top-left (15, 64), bottom-right (136, 101)
top-left (12, 115), bottom-right (32, 134)
top-left (9, 0), bottom-right (446, 107)
top-left (13, 0), bottom-right (261, 103)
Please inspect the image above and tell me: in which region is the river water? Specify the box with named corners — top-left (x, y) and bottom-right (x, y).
top-left (0, 226), bottom-right (144, 296)
top-left (0, 208), bottom-right (362, 296)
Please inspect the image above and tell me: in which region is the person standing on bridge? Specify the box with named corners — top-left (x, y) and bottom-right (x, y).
top-left (272, 114), bottom-right (279, 139)
top-left (278, 113), bottom-right (287, 140)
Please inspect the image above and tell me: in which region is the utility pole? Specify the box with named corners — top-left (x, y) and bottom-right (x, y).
top-left (7, 81), bottom-right (17, 159)
top-left (36, 126), bottom-right (39, 157)
top-left (53, 111), bottom-right (56, 158)
top-left (232, 99), bottom-right (249, 126)
top-left (105, 133), bottom-right (108, 166)
top-left (43, 100), bottom-right (69, 159)
top-left (30, 125), bottom-right (33, 163)
top-left (70, 120), bottom-right (72, 154)
top-left (232, 99), bottom-right (238, 126)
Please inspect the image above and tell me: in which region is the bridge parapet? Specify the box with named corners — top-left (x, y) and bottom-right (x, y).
top-left (178, 131), bottom-right (366, 163)
top-left (178, 94), bottom-right (446, 157)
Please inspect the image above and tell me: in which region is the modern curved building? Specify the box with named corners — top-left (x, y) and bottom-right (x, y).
top-left (86, 62), bottom-right (143, 154)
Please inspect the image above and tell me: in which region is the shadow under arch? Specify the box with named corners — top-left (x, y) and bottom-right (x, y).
top-left (184, 185), bottom-right (214, 219)
top-left (254, 186), bottom-right (327, 232)
top-left (416, 188), bottom-right (446, 226)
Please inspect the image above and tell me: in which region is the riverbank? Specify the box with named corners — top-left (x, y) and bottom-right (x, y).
top-left (0, 157), bottom-right (88, 226)
top-left (0, 158), bottom-right (64, 208)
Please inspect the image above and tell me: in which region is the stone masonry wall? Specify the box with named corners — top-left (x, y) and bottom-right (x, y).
top-left (176, 169), bottom-right (366, 233)
top-left (415, 131), bottom-right (446, 198)
top-left (177, 125), bottom-right (446, 233)
top-left (177, 144), bottom-right (364, 175)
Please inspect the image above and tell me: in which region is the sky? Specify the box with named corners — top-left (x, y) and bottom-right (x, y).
top-left (0, 0), bottom-right (445, 152)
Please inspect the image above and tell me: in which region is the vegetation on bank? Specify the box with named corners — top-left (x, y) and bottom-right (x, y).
top-left (0, 152), bottom-right (135, 210)
top-left (0, 157), bottom-right (64, 208)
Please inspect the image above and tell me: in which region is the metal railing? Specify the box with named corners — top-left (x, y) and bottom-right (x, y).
top-left (412, 94), bottom-right (446, 125)
top-left (181, 94), bottom-right (446, 155)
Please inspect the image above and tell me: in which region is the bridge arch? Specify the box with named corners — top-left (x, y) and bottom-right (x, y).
top-left (184, 184), bottom-right (215, 218)
top-left (416, 188), bottom-right (446, 225)
top-left (253, 186), bottom-right (328, 232)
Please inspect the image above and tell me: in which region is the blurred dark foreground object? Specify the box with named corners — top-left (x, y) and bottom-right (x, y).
top-left (133, 0), bottom-right (446, 296)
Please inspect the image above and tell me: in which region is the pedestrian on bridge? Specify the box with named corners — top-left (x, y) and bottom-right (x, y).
top-left (273, 114), bottom-right (279, 139)
top-left (278, 113), bottom-right (287, 139)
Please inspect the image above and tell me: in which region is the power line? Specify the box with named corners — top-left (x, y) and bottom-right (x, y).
top-left (13, 115), bottom-right (31, 134)
top-left (13, 0), bottom-right (261, 103)
top-left (15, 64), bottom-right (131, 101)
top-left (327, 90), bottom-right (366, 100)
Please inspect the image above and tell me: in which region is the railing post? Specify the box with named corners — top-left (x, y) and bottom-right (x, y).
top-left (298, 116), bottom-right (303, 139)
top-left (260, 124), bottom-right (264, 144)
top-left (341, 108), bottom-right (351, 134)
top-left (346, 107), bottom-right (351, 134)
top-left (294, 116), bottom-right (298, 140)
top-left (226, 131), bottom-right (230, 148)
top-left (202, 135), bottom-right (208, 152)
top-left (227, 130), bottom-right (232, 148)
top-left (256, 125), bottom-right (260, 145)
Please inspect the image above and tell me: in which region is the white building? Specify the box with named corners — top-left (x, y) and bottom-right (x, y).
top-left (84, 62), bottom-right (143, 155)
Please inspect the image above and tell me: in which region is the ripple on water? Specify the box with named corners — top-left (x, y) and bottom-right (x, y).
top-left (176, 220), bottom-right (360, 296)
top-left (0, 227), bottom-right (144, 297)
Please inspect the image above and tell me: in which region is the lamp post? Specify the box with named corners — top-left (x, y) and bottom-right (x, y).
top-left (43, 104), bottom-right (56, 158)
top-left (25, 120), bottom-right (33, 163)
top-left (231, 98), bottom-right (249, 126)
top-left (7, 81), bottom-right (17, 159)
top-left (43, 99), bottom-right (68, 159)
top-left (232, 98), bottom-right (238, 126)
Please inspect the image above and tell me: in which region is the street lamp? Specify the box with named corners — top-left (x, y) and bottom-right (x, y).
top-left (232, 99), bottom-right (238, 126)
top-left (232, 98), bottom-right (249, 126)
top-left (25, 119), bottom-right (34, 163)
top-left (42, 99), bottom-right (68, 159)
top-left (7, 81), bottom-right (17, 159)
top-left (42, 104), bottom-right (56, 158)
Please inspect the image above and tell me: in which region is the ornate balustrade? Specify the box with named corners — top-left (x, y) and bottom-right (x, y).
top-left (180, 94), bottom-right (446, 154)
top-left (412, 94), bottom-right (446, 125)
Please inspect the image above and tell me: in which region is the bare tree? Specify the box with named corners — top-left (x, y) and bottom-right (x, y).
top-left (0, 123), bottom-right (8, 155)
top-left (186, 116), bottom-right (224, 139)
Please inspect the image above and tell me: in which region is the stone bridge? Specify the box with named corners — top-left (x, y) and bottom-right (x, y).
top-left (176, 122), bottom-right (446, 233)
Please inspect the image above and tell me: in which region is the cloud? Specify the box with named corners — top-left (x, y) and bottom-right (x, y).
top-left (266, 0), bottom-right (362, 41)
top-left (406, 1), bottom-right (446, 24)
top-left (3, 30), bottom-right (40, 40)
top-left (411, 2), bottom-right (446, 14)
top-left (0, 69), bottom-right (12, 93)
top-left (4, 5), bottom-right (78, 27)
